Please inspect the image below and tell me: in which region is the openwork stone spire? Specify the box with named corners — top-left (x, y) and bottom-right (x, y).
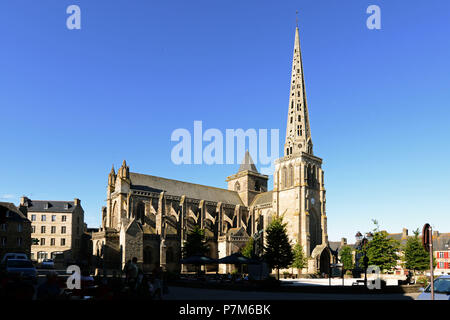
top-left (284, 26), bottom-right (313, 156)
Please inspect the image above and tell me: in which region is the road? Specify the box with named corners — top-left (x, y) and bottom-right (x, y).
top-left (164, 286), bottom-right (420, 300)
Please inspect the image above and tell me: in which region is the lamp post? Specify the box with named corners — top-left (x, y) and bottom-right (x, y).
top-left (251, 230), bottom-right (264, 280)
top-left (252, 230), bottom-right (263, 258)
top-left (355, 231), bottom-right (373, 287)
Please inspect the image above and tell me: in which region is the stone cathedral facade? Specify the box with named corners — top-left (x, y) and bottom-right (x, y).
top-left (92, 26), bottom-right (331, 275)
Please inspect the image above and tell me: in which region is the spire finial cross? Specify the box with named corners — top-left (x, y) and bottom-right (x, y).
top-left (296, 10), bottom-right (299, 28)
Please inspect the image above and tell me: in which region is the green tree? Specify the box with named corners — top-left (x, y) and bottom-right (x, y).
top-left (182, 225), bottom-right (209, 258)
top-left (290, 243), bottom-right (307, 274)
top-left (241, 237), bottom-right (254, 258)
top-left (264, 215), bottom-right (293, 280)
top-left (339, 245), bottom-right (354, 271)
top-left (403, 229), bottom-right (435, 275)
top-left (359, 220), bottom-right (400, 272)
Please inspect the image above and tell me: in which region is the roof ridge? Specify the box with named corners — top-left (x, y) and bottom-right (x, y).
top-left (30, 200), bottom-right (74, 203)
top-left (130, 172), bottom-right (239, 194)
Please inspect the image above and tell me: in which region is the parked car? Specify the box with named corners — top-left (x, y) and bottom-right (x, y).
top-left (1, 253), bottom-right (28, 265)
top-left (41, 259), bottom-right (55, 269)
top-left (4, 259), bottom-right (37, 283)
top-left (417, 275), bottom-right (450, 300)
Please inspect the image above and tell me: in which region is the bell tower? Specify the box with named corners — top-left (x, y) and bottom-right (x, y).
top-left (226, 151), bottom-right (268, 207)
top-left (273, 25), bottom-right (328, 261)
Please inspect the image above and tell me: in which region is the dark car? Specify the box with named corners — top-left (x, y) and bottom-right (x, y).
top-left (5, 259), bottom-right (37, 283)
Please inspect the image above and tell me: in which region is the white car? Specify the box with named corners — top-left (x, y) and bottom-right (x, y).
top-left (41, 259), bottom-right (55, 269)
top-left (416, 275), bottom-right (450, 300)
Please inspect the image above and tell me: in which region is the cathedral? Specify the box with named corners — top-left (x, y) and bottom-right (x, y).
top-left (92, 26), bottom-right (331, 275)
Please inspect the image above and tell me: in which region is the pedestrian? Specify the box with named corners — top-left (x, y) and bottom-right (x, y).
top-left (152, 266), bottom-right (163, 300)
top-left (127, 257), bottom-right (139, 290)
top-left (123, 259), bottom-right (131, 282)
top-left (139, 274), bottom-right (154, 299)
top-left (37, 272), bottom-right (62, 300)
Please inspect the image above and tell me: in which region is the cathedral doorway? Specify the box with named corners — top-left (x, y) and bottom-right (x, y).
top-left (319, 248), bottom-right (330, 275)
top-left (308, 208), bottom-right (322, 255)
top-left (311, 244), bottom-right (331, 275)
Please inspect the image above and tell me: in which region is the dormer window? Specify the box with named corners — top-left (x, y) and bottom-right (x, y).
top-left (64, 203), bottom-right (69, 210)
top-left (44, 203), bottom-right (49, 210)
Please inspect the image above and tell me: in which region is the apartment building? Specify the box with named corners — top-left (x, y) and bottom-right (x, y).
top-left (20, 197), bottom-right (85, 263)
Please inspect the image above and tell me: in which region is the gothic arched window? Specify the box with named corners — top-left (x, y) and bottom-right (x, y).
top-left (307, 140), bottom-right (313, 154)
top-left (136, 201), bottom-right (145, 223)
top-left (289, 165), bottom-right (294, 187)
top-left (111, 202), bottom-right (118, 228)
top-left (144, 247), bottom-right (152, 264)
top-left (282, 167), bottom-right (288, 189)
top-left (234, 181), bottom-right (240, 192)
top-left (166, 247), bottom-right (175, 263)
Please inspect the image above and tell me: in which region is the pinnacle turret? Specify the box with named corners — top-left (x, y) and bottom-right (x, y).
top-left (118, 160), bottom-right (130, 180)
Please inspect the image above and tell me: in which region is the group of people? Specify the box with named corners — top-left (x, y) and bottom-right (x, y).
top-left (222, 272), bottom-right (249, 283)
top-left (119, 257), bottom-right (165, 300)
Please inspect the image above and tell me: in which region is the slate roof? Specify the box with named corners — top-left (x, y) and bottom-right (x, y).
top-left (0, 202), bottom-right (29, 222)
top-left (129, 172), bottom-right (244, 206)
top-left (26, 200), bottom-right (76, 213)
top-left (387, 232), bottom-right (410, 246)
top-left (432, 233), bottom-right (450, 251)
top-left (328, 241), bottom-right (356, 252)
top-left (250, 191), bottom-right (273, 207)
top-left (387, 232), bottom-right (450, 250)
top-left (238, 151), bottom-right (258, 173)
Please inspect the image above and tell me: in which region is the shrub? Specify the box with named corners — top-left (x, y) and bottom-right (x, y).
top-left (416, 275), bottom-right (429, 287)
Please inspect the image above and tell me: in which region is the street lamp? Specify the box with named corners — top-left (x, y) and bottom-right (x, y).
top-left (252, 230), bottom-right (263, 258)
top-left (355, 231), bottom-right (373, 287)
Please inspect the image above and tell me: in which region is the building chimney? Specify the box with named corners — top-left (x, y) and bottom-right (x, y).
top-left (20, 196), bottom-right (29, 206)
top-left (18, 196), bottom-right (29, 218)
top-left (402, 228), bottom-right (408, 239)
top-left (74, 198), bottom-right (81, 206)
top-left (340, 237), bottom-right (347, 247)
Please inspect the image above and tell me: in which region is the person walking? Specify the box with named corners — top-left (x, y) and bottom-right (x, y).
top-left (152, 266), bottom-right (163, 300)
top-left (123, 260), bottom-right (131, 283)
top-left (127, 257), bottom-right (139, 291)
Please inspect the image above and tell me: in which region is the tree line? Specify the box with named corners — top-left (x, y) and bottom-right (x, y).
top-left (182, 218), bottom-right (434, 279)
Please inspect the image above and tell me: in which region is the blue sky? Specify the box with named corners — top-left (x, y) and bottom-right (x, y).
top-left (1, 0), bottom-right (449, 242)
